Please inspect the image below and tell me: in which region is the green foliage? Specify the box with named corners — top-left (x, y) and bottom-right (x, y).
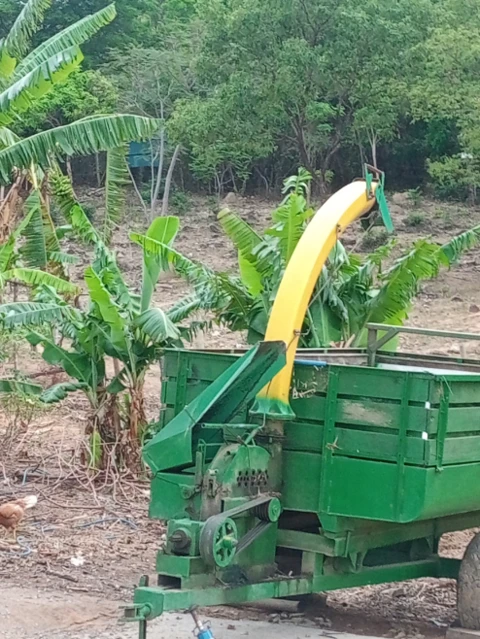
top-left (15, 4), bottom-right (117, 76)
top-left (406, 188), bottom-right (422, 208)
top-left (0, 325), bottom-right (30, 363)
top-left (440, 225), bottom-right (480, 263)
top-left (170, 189), bottom-right (191, 215)
top-left (82, 204), bottom-right (96, 222)
top-left (169, 0), bottom-right (433, 190)
top-left (427, 155), bottom-right (476, 200)
top-left (103, 45), bottom-right (193, 213)
top-left (0, 47), bottom-right (84, 127)
top-left (405, 212), bottom-right (426, 228)
top-left (14, 70), bottom-right (117, 136)
top-left (32, 1), bottom-right (161, 61)
top-left (6, 0), bottom-right (480, 196)
top-left (0, 194), bottom-right (79, 294)
top-left (104, 46), bottom-right (193, 120)
top-left (360, 228), bottom-right (390, 251)
top-left (0, 212), bottom-right (186, 469)
top-left (0, 379), bottom-right (51, 445)
top-left (88, 430), bottom-right (102, 469)
top-left (140, 182), bottom-right (153, 203)
top-left (148, 169), bottom-right (315, 343)
top-left (0, 0), bottom-right (51, 63)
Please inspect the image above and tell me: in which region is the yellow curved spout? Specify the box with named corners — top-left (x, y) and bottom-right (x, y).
top-left (253, 180), bottom-right (379, 418)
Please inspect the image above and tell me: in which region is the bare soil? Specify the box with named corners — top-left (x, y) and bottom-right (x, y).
top-left (1, 190), bottom-right (480, 639)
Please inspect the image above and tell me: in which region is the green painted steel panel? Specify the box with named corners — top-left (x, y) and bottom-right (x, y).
top-left (321, 456), bottom-right (426, 522)
top-left (130, 558), bottom-right (456, 620)
top-left (422, 462), bottom-right (480, 520)
top-left (150, 473), bottom-right (200, 520)
top-left (164, 350), bottom-right (236, 380)
top-left (284, 421), bottom-right (324, 453)
top-left (290, 395), bottom-right (327, 421)
top-left (322, 457), bottom-right (480, 523)
top-left (430, 405), bottom-right (480, 433)
top-left (334, 427), bottom-right (426, 464)
top-left (333, 367), bottom-right (432, 402)
top-left (283, 421), bottom-right (426, 463)
top-left (425, 435), bottom-right (480, 465)
top-left (446, 380), bottom-right (480, 404)
top-left (160, 406), bottom-right (176, 427)
top-left (164, 381), bottom-right (215, 405)
top-left (161, 355), bottom-right (480, 463)
top-left (282, 450), bottom-right (322, 512)
top-left (335, 398), bottom-right (431, 433)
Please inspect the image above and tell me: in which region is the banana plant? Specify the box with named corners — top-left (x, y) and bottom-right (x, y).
top-left (0, 193), bottom-right (80, 296)
top-left (136, 168), bottom-right (480, 348)
top-left (0, 208), bottom-right (182, 470)
top-left (0, 0), bottom-right (157, 238)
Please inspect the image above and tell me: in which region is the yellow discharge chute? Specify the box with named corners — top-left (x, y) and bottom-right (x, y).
top-left (253, 179), bottom-right (380, 417)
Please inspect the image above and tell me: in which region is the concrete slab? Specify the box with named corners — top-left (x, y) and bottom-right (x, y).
top-left (446, 628), bottom-right (480, 639)
top-left (145, 612), bottom-right (383, 639)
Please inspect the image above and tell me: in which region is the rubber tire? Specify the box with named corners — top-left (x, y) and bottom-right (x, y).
top-left (458, 532), bottom-right (480, 629)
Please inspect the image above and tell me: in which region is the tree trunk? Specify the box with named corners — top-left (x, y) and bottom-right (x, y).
top-left (127, 165), bottom-right (148, 219)
top-left (128, 386), bottom-right (146, 442)
top-left (66, 157), bottom-right (73, 182)
top-left (150, 103), bottom-right (166, 219)
top-left (355, 129), bottom-right (365, 167)
top-left (293, 118), bottom-right (316, 176)
top-left (312, 167), bottom-right (330, 199)
top-left (151, 132), bottom-right (165, 219)
top-left (161, 144), bottom-right (181, 216)
top-left (291, 117), bottom-right (329, 197)
top-left (369, 129), bottom-right (378, 169)
top-left (95, 153), bottom-right (102, 187)
top-left (254, 167), bottom-right (270, 195)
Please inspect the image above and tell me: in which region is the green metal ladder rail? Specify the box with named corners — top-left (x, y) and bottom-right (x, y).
top-left (366, 323), bottom-right (480, 367)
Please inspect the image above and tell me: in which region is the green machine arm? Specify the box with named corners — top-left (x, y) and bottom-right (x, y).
top-left (143, 341), bottom-right (287, 473)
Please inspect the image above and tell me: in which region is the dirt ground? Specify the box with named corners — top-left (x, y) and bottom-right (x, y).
top-left (1, 190), bottom-right (480, 639)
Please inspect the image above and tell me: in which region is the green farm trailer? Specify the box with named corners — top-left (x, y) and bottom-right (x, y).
top-left (124, 175), bottom-right (480, 637)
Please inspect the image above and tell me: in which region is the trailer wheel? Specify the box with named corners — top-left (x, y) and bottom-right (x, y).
top-left (458, 532), bottom-right (480, 629)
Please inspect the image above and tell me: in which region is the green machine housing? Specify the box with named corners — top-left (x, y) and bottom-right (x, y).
top-left (125, 324), bottom-right (480, 635)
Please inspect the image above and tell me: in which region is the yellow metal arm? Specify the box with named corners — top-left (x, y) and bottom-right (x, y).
top-left (252, 180), bottom-right (379, 418)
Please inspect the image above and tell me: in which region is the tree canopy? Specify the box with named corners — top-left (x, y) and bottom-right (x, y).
top-left (3, 0), bottom-right (480, 197)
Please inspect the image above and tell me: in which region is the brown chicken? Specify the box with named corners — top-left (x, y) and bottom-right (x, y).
top-left (0, 495), bottom-right (37, 541)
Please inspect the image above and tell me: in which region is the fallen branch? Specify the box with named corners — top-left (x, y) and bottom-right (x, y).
top-left (45, 569), bottom-right (78, 583)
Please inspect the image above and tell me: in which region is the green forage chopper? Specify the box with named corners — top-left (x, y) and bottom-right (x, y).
top-left (124, 169), bottom-right (480, 638)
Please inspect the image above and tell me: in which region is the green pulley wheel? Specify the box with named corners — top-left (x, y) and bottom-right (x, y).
top-left (252, 496), bottom-right (282, 522)
top-left (200, 517), bottom-right (238, 568)
top-left (267, 497), bottom-right (282, 522)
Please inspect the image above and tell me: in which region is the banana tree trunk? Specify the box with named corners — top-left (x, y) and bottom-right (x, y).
top-left (82, 380), bottom-right (147, 472)
top-left (125, 383), bottom-right (147, 470)
top-left (0, 175), bottom-right (23, 241)
top-left (128, 384), bottom-right (147, 442)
